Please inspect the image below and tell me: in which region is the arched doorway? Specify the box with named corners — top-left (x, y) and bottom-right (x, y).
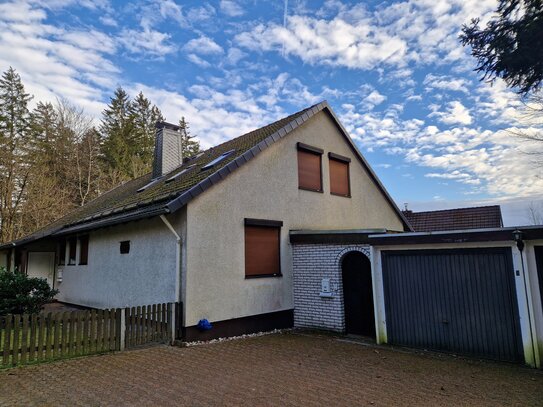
top-left (341, 251), bottom-right (375, 337)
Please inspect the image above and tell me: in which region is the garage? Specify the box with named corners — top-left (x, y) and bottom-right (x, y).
top-left (381, 248), bottom-right (523, 362)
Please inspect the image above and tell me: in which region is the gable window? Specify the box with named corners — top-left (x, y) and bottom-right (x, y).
top-left (68, 237), bottom-right (77, 265)
top-left (57, 239), bottom-right (66, 266)
top-left (244, 218), bottom-right (283, 278)
top-left (297, 142), bottom-right (323, 192)
top-left (120, 240), bottom-right (130, 254)
top-left (328, 152), bottom-right (351, 197)
top-left (79, 235), bottom-right (89, 265)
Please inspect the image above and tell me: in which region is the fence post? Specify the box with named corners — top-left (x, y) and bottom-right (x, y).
top-left (169, 303), bottom-right (174, 344)
top-left (116, 308), bottom-right (125, 351)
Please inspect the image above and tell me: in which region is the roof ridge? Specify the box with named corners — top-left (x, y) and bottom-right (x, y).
top-left (405, 205), bottom-right (501, 215)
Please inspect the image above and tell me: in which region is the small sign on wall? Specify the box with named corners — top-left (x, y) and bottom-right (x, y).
top-left (320, 278), bottom-right (334, 298)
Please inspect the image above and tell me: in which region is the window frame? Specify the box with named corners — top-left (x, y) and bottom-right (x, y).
top-left (328, 152), bottom-right (351, 198)
top-left (78, 235), bottom-right (89, 265)
top-left (57, 239), bottom-right (66, 266)
top-left (67, 237), bottom-right (77, 266)
top-left (297, 142), bottom-right (323, 193)
top-left (244, 218), bottom-right (283, 279)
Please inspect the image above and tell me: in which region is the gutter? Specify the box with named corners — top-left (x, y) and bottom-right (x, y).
top-left (159, 215), bottom-right (182, 343)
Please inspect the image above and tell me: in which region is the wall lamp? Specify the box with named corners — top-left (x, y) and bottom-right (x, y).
top-left (513, 229), bottom-right (525, 252)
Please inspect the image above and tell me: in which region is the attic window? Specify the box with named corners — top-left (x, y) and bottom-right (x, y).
top-left (201, 150), bottom-right (235, 171)
top-left (137, 178), bottom-right (162, 193)
top-left (165, 165), bottom-right (196, 183)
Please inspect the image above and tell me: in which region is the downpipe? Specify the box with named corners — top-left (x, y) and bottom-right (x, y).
top-left (160, 215), bottom-right (182, 343)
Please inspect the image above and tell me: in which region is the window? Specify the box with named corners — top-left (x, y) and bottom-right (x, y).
top-left (79, 235), bottom-right (89, 265)
top-left (58, 239), bottom-right (66, 266)
top-left (201, 149), bottom-right (235, 171)
top-left (297, 142), bottom-right (323, 192)
top-left (166, 165), bottom-right (195, 183)
top-left (137, 178), bottom-right (162, 193)
top-left (68, 237), bottom-right (77, 265)
top-left (328, 152), bottom-right (351, 197)
top-left (244, 219), bottom-right (283, 278)
top-left (120, 241), bottom-right (130, 254)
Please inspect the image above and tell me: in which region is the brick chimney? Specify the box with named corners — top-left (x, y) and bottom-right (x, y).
top-left (153, 121), bottom-right (183, 178)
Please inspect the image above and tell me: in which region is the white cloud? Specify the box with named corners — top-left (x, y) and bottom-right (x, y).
top-left (62, 30), bottom-right (116, 53)
top-left (339, 100), bottom-right (543, 199)
top-left (236, 14), bottom-right (408, 70)
top-left (224, 47), bottom-right (247, 65)
top-left (220, 0), bottom-right (244, 17)
top-left (0, 1), bottom-right (118, 116)
top-left (423, 74), bottom-right (470, 93)
top-left (187, 54), bottom-right (211, 68)
top-left (99, 15), bottom-right (117, 27)
top-left (0, 1), bottom-right (46, 21)
top-left (364, 90), bottom-right (387, 106)
top-left (119, 28), bottom-right (177, 57)
top-left (235, 0), bottom-right (497, 71)
top-left (186, 4), bottom-right (216, 22)
top-left (431, 101), bottom-right (473, 125)
top-left (184, 36), bottom-right (224, 55)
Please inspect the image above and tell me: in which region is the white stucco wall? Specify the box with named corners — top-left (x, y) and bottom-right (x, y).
top-left (184, 111), bottom-right (405, 326)
top-left (56, 212), bottom-right (184, 309)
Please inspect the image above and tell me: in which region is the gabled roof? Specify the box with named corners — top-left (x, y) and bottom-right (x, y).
top-left (1, 101), bottom-right (411, 249)
top-left (402, 205), bottom-right (503, 232)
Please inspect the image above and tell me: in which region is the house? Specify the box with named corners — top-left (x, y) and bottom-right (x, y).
top-left (402, 205), bottom-right (503, 232)
top-left (0, 101), bottom-right (410, 341)
top-left (1, 101), bottom-right (542, 368)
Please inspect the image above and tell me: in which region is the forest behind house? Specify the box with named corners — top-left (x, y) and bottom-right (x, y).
top-left (0, 67), bottom-right (200, 244)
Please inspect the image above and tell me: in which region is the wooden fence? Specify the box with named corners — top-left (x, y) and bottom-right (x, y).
top-left (1, 302), bottom-right (180, 368)
top-left (124, 303), bottom-right (172, 348)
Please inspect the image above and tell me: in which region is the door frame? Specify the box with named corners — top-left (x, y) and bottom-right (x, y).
top-left (340, 250), bottom-right (375, 337)
top-left (27, 252), bottom-right (56, 289)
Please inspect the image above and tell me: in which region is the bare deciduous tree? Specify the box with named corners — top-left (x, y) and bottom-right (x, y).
top-left (526, 201), bottom-right (543, 225)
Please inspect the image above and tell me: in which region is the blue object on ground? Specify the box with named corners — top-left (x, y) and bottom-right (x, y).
top-left (197, 319), bottom-right (212, 331)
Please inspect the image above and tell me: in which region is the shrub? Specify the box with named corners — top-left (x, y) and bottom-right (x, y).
top-left (0, 267), bottom-right (58, 316)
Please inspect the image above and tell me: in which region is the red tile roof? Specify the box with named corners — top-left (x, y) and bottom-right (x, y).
top-left (402, 205), bottom-right (503, 232)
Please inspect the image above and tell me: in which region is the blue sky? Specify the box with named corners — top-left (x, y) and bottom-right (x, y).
top-left (1, 0), bottom-right (542, 225)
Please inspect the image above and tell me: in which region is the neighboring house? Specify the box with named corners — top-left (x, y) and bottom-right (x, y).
top-left (402, 205), bottom-right (504, 232)
top-left (0, 101), bottom-right (410, 340)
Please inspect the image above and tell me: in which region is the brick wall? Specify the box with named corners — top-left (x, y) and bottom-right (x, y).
top-left (292, 244), bottom-right (370, 332)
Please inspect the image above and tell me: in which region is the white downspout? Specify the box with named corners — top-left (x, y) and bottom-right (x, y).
top-left (160, 215), bottom-right (182, 343)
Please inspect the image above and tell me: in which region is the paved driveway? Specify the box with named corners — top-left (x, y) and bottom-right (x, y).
top-left (0, 331), bottom-right (541, 406)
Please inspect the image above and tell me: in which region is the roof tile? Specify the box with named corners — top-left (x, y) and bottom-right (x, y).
top-left (403, 206), bottom-right (503, 232)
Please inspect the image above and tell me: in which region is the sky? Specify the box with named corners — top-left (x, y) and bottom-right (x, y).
top-left (0, 0), bottom-right (542, 226)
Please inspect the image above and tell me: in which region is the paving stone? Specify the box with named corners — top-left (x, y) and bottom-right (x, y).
top-left (0, 332), bottom-right (541, 406)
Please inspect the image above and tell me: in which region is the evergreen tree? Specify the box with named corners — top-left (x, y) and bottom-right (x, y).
top-left (178, 116), bottom-right (200, 158)
top-left (130, 92), bottom-right (164, 173)
top-left (99, 87), bottom-right (135, 180)
top-left (29, 102), bottom-right (58, 173)
top-left (461, 0), bottom-right (543, 95)
top-left (0, 67), bottom-right (32, 243)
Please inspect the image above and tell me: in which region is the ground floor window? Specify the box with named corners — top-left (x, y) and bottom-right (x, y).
top-left (68, 237), bottom-right (77, 265)
top-left (244, 218), bottom-right (283, 278)
top-left (79, 235), bottom-right (89, 265)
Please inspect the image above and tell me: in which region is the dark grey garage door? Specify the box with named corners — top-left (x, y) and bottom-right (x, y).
top-left (382, 248), bottom-right (523, 362)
